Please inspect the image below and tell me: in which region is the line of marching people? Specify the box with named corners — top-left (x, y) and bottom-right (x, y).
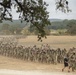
top-left (0, 37), bottom-right (76, 72)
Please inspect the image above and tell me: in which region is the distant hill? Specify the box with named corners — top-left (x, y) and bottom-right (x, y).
top-left (0, 19), bottom-right (63, 28)
top-left (0, 18), bottom-right (62, 25)
top-left (50, 19), bottom-right (63, 22)
top-left (0, 20), bottom-right (29, 28)
top-left (0, 19), bottom-right (76, 30)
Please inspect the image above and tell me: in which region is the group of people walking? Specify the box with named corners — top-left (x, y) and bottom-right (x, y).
top-left (62, 49), bottom-right (76, 72)
top-left (0, 37), bottom-right (76, 72)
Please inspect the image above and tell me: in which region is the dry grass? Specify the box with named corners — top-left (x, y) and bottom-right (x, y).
top-left (18, 35), bottom-right (76, 49)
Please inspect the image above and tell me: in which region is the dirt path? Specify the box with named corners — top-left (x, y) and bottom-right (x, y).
top-left (0, 69), bottom-right (75, 75)
top-left (0, 55), bottom-right (63, 71)
top-left (0, 55), bottom-right (76, 75)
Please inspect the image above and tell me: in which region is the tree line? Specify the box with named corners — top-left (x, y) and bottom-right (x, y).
top-left (0, 19), bottom-right (76, 35)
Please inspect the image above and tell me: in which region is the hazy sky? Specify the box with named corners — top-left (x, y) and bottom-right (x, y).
top-left (12, 0), bottom-right (76, 20)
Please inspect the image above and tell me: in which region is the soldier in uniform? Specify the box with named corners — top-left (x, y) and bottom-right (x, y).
top-left (69, 52), bottom-right (76, 72)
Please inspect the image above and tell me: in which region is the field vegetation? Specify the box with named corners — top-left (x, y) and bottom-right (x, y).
top-left (18, 35), bottom-right (76, 49)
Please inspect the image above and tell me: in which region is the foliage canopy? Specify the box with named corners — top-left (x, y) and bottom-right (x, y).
top-left (0, 0), bottom-right (70, 41)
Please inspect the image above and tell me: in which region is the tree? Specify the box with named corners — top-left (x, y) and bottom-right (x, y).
top-left (9, 24), bottom-right (22, 34)
top-left (21, 27), bottom-right (30, 35)
top-left (2, 24), bottom-right (10, 30)
top-left (55, 0), bottom-right (71, 13)
top-left (67, 21), bottom-right (76, 35)
top-left (0, 0), bottom-right (70, 41)
top-left (1, 24), bottom-right (11, 34)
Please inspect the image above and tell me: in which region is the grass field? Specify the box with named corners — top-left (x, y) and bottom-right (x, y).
top-left (18, 35), bottom-right (76, 49)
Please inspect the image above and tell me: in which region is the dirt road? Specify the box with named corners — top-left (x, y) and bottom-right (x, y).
top-left (0, 69), bottom-right (76, 75)
top-left (0, 55), bottom-right (76, 75)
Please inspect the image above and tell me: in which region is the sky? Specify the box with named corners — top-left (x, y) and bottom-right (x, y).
top-left (12, 0), bottom-right (76, 20)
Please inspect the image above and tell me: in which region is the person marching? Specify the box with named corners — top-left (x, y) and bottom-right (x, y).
top-left (69, 52), bottom-right (76, 72)
top-left (62, 54), bottom-right (70, 72)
